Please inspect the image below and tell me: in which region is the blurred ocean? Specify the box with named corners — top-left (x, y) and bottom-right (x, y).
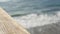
top-left (0, 0), bottom-right (60, 34)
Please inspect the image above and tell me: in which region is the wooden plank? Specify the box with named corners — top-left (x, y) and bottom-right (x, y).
top-left (0, 8), bottom-right (30, 34)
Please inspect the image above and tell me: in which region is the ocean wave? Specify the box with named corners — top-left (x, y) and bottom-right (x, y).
top-left (13, 11), bottom-right (60, 28)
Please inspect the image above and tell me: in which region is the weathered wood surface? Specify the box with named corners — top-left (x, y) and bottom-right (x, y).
top-left (0, 8), bottom-right (30, 34)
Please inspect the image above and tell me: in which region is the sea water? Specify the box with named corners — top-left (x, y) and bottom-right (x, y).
top-left (0, 0), bottom-right (60, 34)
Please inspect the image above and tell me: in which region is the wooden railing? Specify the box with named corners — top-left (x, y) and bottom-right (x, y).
top-left (0, 8), bottom-right (30, 34)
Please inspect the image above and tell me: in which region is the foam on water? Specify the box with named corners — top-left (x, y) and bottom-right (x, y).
top-left (13, 11), bottom-right (60, 28)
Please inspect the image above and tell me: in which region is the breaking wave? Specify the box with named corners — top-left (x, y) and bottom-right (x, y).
top-left (13, 11), bottom-right (60, 28)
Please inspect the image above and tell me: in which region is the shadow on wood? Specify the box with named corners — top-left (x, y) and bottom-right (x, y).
top-left (0, 8), bottom-right (30, 34)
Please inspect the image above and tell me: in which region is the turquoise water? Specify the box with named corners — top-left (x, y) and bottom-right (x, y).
top-left (0, 0), bottom-right (60, 16)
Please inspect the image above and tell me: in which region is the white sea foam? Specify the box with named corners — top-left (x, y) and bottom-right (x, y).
top-left (13, 12), bottom-right (60, 28)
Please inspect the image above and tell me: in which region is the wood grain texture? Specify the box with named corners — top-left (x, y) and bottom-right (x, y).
top-left (0, 8), bottom-right (30, 34)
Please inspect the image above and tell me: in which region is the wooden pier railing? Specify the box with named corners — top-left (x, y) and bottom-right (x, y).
top-left (0, 8), bottom-right (30, 34)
